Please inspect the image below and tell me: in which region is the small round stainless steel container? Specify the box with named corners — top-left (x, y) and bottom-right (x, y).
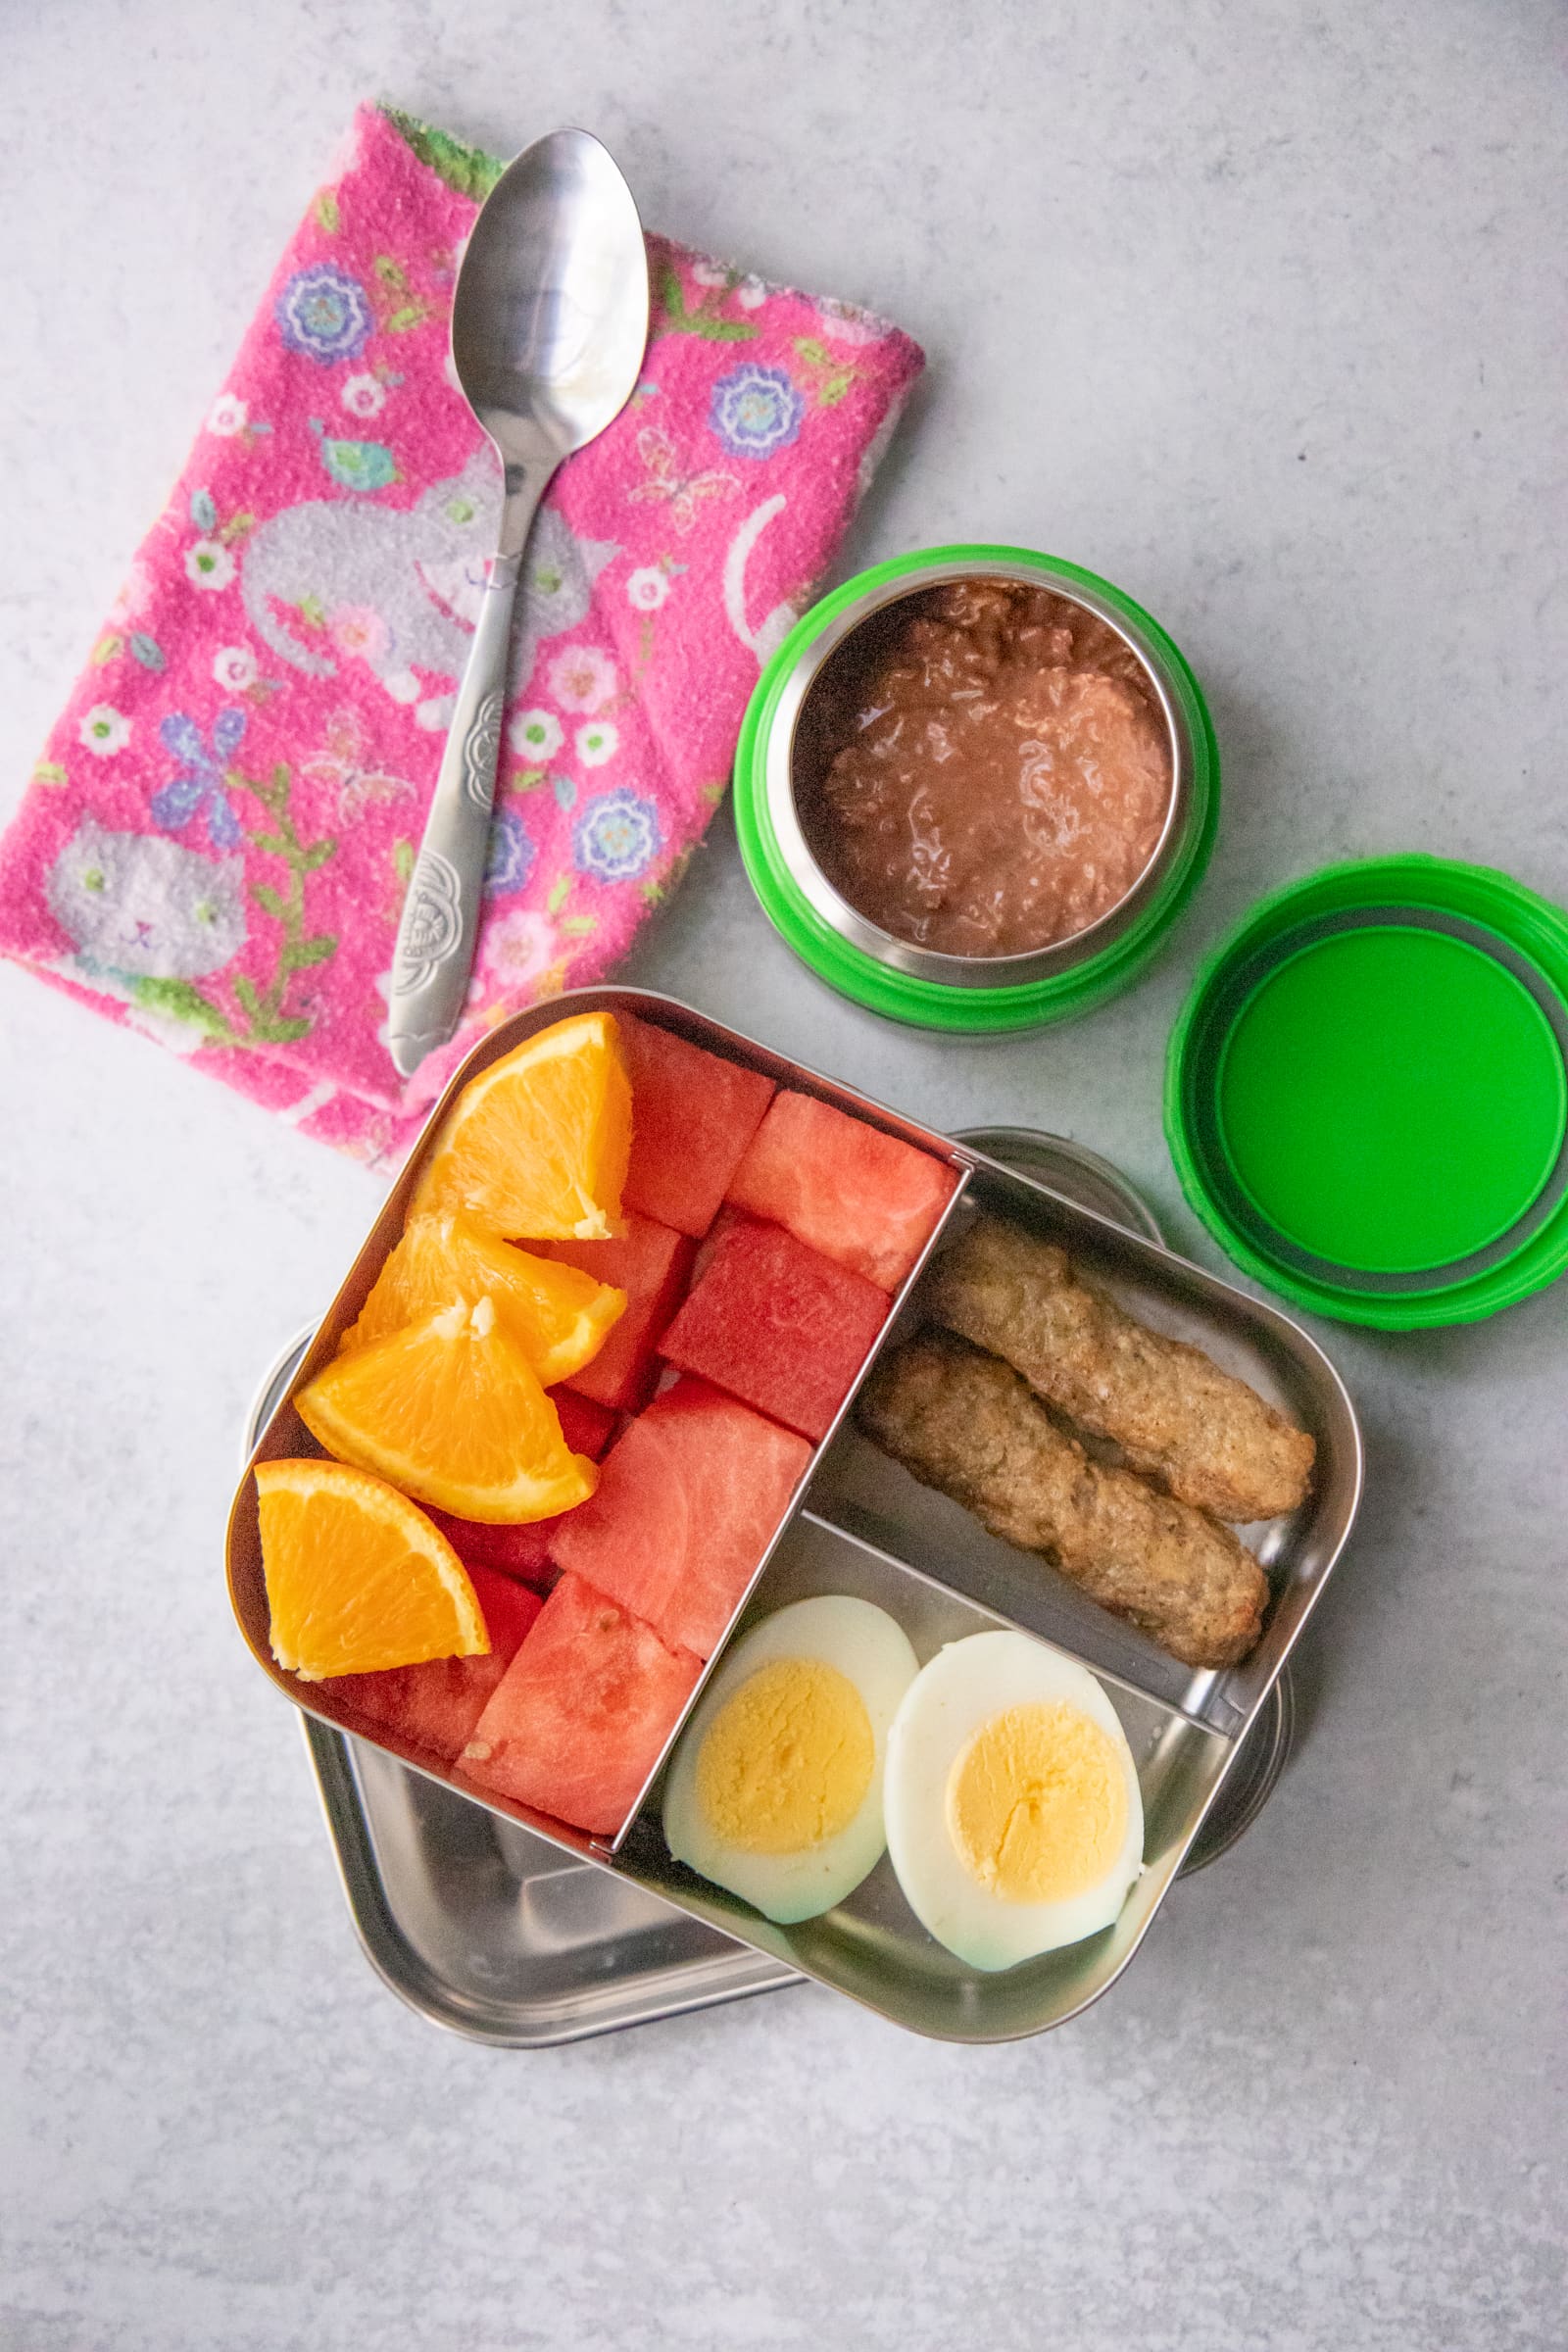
top-left (734, 543), bottom-right (1220, 1033)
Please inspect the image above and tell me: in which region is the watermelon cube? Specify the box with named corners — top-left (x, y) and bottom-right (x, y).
top-left (659, 1214), bottom-right (889, 1441)
top-left (534, 1211), bottom-right (696, 1411)
top-left (551, 1377), bottom-right (812, 1656)
top-left (460, 1570), bottom-right (703, 1836)
top-left (548, 1389), bottom-right (618, 1462)
top-left (725, 1090), bottom-right (959, 1291)
top-left (427, 1516), bottom-right (555, 1585)
top-left (322, 1564), bottom-right (543, 1761)
top-left (620, 1017), bottom-right (776, 1237)
top-left (423, 1390), bottom-right (616, 1583)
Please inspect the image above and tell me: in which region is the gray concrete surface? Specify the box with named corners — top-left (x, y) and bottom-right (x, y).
top-left (2, 3), bottom-right (1563, 2346)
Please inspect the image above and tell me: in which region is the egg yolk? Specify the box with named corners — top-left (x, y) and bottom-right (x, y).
top-left (695, 1657), bottom-right (875, 1854)
top-left (945, 1701), bottom-right (1128, 1904)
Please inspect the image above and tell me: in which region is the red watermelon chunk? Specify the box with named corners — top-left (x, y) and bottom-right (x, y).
top-left (429, 1516), bottom-right (555, 1584)
top-left (659, 1214), bottom-right (889, 1441)
top-left (551, 1376), bottom-right (812, 1656)
top-left (534, 1211), bottom-right (696, 1411)
top-left (621, 1018), bottom-right (776, 1237)
top-left (459, 1570), bottom-right (702, 1835)
top-left (725, 1090), bottom-right (959, 1291)
top-left (546, 1389), bottom-right (618, 1460)
top-left (423, 1391), bottom-right (617, 1583)
top-left (321, 1565), bottom-right (543, 1761)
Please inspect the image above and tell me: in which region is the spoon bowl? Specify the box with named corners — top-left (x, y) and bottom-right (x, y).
top-left (454, 129), bottom-right (651, 491)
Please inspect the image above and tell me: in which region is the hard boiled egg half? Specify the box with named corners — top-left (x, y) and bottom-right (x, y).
top-left (884, 1631), bottom-right (1145, 1971)
top-left (662, 1595), bottom-right (918, 1923)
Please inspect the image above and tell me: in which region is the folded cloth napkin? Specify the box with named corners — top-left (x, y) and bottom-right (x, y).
top-left (0, 104), bottom-right (922, 1166)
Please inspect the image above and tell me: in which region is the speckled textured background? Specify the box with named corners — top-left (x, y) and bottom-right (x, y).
top-left (2, 4), bottom-right (1563, 2347)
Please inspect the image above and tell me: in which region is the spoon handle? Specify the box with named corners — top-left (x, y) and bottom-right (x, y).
top-left (385, 542), bottom-right (526, 1079)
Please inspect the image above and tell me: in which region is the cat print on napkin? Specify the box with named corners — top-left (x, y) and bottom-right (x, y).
top-left (0, 105), bottom-right (923, 1167)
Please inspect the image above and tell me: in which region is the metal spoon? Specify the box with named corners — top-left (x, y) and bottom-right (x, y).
top-left (386, 129), bottom-right (649, 1079)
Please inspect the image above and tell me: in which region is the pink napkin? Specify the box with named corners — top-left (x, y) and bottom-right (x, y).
top-left (0, 105), bottom-right (922, 1166)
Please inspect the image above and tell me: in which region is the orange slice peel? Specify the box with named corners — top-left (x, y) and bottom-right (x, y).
top-left (255, 1457), bottom-right (487, 1682)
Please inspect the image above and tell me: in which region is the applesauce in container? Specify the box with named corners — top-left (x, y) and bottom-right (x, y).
top-left (734, 544), bottom-right (1219, 1032)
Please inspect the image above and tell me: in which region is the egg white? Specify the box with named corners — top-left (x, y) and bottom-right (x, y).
top-left (884, 1631), bottom-right (1145, 1971)
top-left (662, 1595), bottom-right (919, 1924)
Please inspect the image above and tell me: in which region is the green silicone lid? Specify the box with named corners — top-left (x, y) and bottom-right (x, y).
top-left (1166, 857), bottom-right (1568, 1329)
top-left (1218, 926), bottom-right (1566, 1273)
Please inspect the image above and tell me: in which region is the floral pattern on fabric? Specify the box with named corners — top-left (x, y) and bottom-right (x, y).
top-left (276, 264), bottom-right (373, 364)
top-left (710, 364), bottom-right (806, 459)
top-left (484, 808), bottom-right (535, 896)
top-left (79, 706), bottom-right (131, 759)
top-left (0, 104), bottom-right (924, 1166)
top-left (151, 709), bottom-right (249, 851)
top-left (572, 787), bottom-right (662, 884)
top-left (510, 708), bottom-right (562, 760)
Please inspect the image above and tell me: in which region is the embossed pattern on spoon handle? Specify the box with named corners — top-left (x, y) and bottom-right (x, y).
top-left (386, 543), bottom-right (524, 1079)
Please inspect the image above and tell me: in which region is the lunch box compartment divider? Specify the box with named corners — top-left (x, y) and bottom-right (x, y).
top-left (595, 1132), bottom-right (973, 1848)
top-left (801, 1155), bottom-right (1362, 1737)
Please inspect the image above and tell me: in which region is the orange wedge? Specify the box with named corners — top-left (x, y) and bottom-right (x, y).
top-left (296, 1295), bottom-right (599, 1523)
top-left (339, 1210), bottom-right (625, 1385)
top-left (255, 1458), bottom-right (487, 1682)
top-left (413, 1009), bottom-right (633, 1242)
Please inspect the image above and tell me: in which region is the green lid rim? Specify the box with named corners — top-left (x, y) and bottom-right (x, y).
top-left (734, 543), bottom-right (1220, 1033)
top-left (1165, 856), bottom-right (1568, 1329)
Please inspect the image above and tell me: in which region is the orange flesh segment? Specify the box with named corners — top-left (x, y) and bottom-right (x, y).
top-left (339, 1210), bottom-right (625, 1386)
top-left (255, 1457), bottom-right (487, 1682)
top-left (296, 1296), bottom-right (599, 1523)
top-left (413, 1010), bottom-right (633, 1243)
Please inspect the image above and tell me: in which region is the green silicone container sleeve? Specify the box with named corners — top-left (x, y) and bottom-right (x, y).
top-left (733, 544), bottom-right (1220, 1034)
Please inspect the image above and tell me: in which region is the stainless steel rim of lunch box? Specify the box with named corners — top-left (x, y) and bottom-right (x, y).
top-left (761, 557), bottom-right (1197, 990)
top-left (241, 1127), bottom-right (1296, 2045)
top-left (951, 1126), bottom-right (1165, 1247)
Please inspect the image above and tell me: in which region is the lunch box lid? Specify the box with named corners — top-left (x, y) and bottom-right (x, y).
top-left (1165, 855), bottom-right (1568, 1328)
top-left (733, 543), bottom-right (1220, 1033)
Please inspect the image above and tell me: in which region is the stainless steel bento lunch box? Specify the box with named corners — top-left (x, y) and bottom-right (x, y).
top-left (228, 987), bottom-right (1362, 2043)
top-left (249, 1134), bottom-right (1297, 2048)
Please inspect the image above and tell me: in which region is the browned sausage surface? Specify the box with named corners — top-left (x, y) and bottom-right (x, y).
top-left (927, 1218), bottom-right (1315, 1523)
top-left (857, 1330), bottom-right (1270, 1670)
